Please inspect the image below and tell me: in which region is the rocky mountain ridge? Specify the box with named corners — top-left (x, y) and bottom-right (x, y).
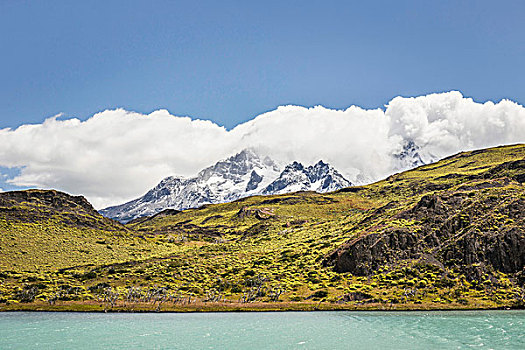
top-left (100, 149), bottom-right (351, 222)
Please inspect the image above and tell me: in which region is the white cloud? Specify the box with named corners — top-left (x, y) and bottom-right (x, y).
top-left (0, 91), bottom-right (524, 209)
top-left (386, 91), bottom-right (525, 158)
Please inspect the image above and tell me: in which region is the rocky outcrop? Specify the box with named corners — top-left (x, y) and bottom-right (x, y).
top-left (236, 207), bottom-right (276, 220)
top-left (325, 161), bottom-right (525, 281)
top-left (483, 159), bottom-right (525, 183)
top-left (0, 189), bottom-right (124, 230)
top-left (0, 189), bottom-right (95, 213)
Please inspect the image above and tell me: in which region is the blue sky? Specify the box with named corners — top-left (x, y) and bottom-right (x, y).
top-left (1, 0), bottom-right (524, 130)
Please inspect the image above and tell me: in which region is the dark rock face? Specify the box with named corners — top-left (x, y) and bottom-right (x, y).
top-left (262, 160), bottom-right (351, 194)
top-left (483, 159), bottom-right (525, 183)
top-left (246, 171), bottom-right (263, 191)
top-left (449, 227), bottom-right (525, 273)
top-left (328, 229), bottom-right (419, 276)
top-left (263, 162), bottom-right (306, 193)
top-left (329, 212), bottom-right (524, 280)
top-left (325, 160), bottom-right (525, 281)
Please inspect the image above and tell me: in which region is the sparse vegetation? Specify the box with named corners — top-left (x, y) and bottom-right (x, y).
top-left (0, 144), bottom-right (523, 311)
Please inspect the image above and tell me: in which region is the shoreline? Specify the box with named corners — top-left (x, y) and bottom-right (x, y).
top-left (1, 301), bottom-right (522, 313)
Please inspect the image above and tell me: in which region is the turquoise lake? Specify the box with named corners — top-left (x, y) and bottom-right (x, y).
top-left (0, 311), bottom-right (523, 349)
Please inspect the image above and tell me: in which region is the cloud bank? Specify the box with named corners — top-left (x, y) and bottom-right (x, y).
top-left (0, 91), bottom-right (524, 208)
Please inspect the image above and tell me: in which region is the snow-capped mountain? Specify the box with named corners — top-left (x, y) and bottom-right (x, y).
top-left (392, 140), bottom-right (435, 171)
top-left (100, 149), bottom-right (352, 223)
top-left (263, 160), bottom-right (351, 195)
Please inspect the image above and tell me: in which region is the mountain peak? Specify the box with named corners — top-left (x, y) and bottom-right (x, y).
top-left (263, 160), bottom-right (351, 195)
top-left (100, 152), bottom-right (352, 222)
top-left (393, 140), bottom-right (435, 170)
top-left (285, 161), bottom-right (304, 171)
top-left (232, 148), bottom-right (259, 161)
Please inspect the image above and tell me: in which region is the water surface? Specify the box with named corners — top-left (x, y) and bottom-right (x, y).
top-left (1, 310), bottom-right (523, 349)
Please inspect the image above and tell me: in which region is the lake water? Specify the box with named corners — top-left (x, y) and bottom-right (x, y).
top-left (0, 310), bottom-right (523, 349)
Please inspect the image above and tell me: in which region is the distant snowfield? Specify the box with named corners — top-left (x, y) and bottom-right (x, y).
top-left (0, 91), bottom-right (524, 208)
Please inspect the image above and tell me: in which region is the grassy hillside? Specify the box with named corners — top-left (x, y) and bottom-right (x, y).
top-left (0, 144), bottom-right (524, 311)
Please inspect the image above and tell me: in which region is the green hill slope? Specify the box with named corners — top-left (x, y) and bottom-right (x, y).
top-left (0, 190), bottom-right (181, 273)
top-left (0, 144), bottom-right (524, 311)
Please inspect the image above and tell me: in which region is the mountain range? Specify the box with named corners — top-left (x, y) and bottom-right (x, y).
top-left (100, 149), bottom-right (352, 222)
top-left (1, 144), bottom-right (523, 312)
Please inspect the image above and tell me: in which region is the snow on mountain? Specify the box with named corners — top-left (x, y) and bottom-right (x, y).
top-left (392, 140), bottom-right (436, 172)
top-left (263, 160), bottom-right (351, 195)
top-left (100, 149), bottom-right (352, 223)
